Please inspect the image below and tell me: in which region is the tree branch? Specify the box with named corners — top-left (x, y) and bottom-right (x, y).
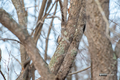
top-left (11, 0), bottom-right (27, 27)
top-left (63, 0), bottom-right (68, 22)
top-left (68, 66), bottom-right (90, 76)
top-left (0, 70), bottom-right (6, 80)
top-left (0, 49), bottom-right (6, 80)
top-left (0, 38), bottom-right (22, 44)
top-left (49, 0), bottom-right (81, 75)
top-left (33, 1), bottom-right (57, 44)
top-left (44, 3), bottom-right (57, 61)
top-left (33, 0), bottom-right (47, 43)
top-left (0, 8), bottom-right (55, 80)
top-left (11, 53), bottom-right (22, 66)
top-left (11, 1), bottom-right (28, 79)
top-left (56, 0), bottom-right (86, 79)
top-left (58, 0), bottom-right (65, 22)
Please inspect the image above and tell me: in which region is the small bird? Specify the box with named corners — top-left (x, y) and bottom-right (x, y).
top-left (57, 35), bottom-right (62, 44)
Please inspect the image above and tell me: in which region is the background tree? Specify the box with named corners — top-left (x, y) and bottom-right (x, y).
top-left (86, 0), bottom-right (117, 80)
top-left (0, 0), bottom-right (120, 80)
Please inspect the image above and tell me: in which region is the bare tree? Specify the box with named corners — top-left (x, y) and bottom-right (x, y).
top-left (0, 0), bottom-right (119, 80)
top-left (86, 0), bottom-right (117, 80)
top-left (0, 0), bottom-right (86, 80)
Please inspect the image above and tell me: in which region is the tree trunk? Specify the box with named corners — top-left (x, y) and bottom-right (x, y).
top-left (86, 0), bottom-right (117, 80)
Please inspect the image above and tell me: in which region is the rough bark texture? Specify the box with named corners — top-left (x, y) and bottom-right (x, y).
top-left (49, 0), bottom-right (82, 75)
top-left (0, 0), bottom-right (89, 80)
top-left (56, 1), bottom-right (86, 79)
top-left (86, 0), bottom-right (117, 80)
top-left (11, 0), bottom-right (31, 79)
top-left (63, 0), bottom-right (68, 22)
top-left (11, 0), bottom-right (29, 70)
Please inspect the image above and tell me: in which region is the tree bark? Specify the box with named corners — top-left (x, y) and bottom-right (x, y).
top-left (49, 0), bottom-right (82, 75)
top-left (55, 0), bottom-right (86, 79)
top-left (86, 0), bottom-right (117, 80)
top-left (0, 8), bottom-right (56, 80)
top-left (11, 0), bottom-right (29, 70)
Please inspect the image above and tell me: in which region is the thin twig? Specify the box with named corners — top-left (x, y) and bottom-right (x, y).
top-left (0, 49), bottom-right (1, 70)
top-left (44, 3), bottom-right (58, 61)
top-left (0, 38), bottom-right (22, 44)
top-left (0, 70), bottom-right (6, 80)
top-left (11, 54), bottom-right (21, 66)
top-left (0, 49), bottom-right (5, 80)
top-left (33, 1), bottom-right (57, 43)
top-left (23, 5), bottom-right (38, 9)
top-left (109, 19), bottom-right (120, 28)
top-left (46, 15), bottom-right (62, 21)
top-left (68, 66), bottom-right (91, 76)
top-left (58, 0), bottom-right (65, 22)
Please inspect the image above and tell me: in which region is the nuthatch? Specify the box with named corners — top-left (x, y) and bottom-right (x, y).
top-left (57, 35), bottom-right (62, 43)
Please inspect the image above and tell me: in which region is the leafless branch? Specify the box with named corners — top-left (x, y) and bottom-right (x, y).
top-left (56, 0), bottom-right (85, 79)
top-left (58, 0), bottom-right (65, 22)
top-left (68, 66), bottom-right (91, 76)
top-left (11, 0), bottom-right (27, 27)
top-left (0, 38), bottom-right (22, 44)
top-left (11, 53), bottom-right (21, 66)
top-left (110, 19), bottom-right (120, 27)
top-left (0, 49), bottom-right (6, 80)
top-left (46, 15), bottom-right (62, 21)
top-left (0, 9), bottom-right (55, 79)
top-left (44, 3), bottom-right (58, 61)
top-left (33, 1), bottom-right (57, 44)
top-left (37, 0), bottom-right (47, 21)
top-left (0, 70), bottom-right (6, 80)
top-left (23, 5), bottom-right (38, 9)
top-left (0, 49), bottom-right (1, 70)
